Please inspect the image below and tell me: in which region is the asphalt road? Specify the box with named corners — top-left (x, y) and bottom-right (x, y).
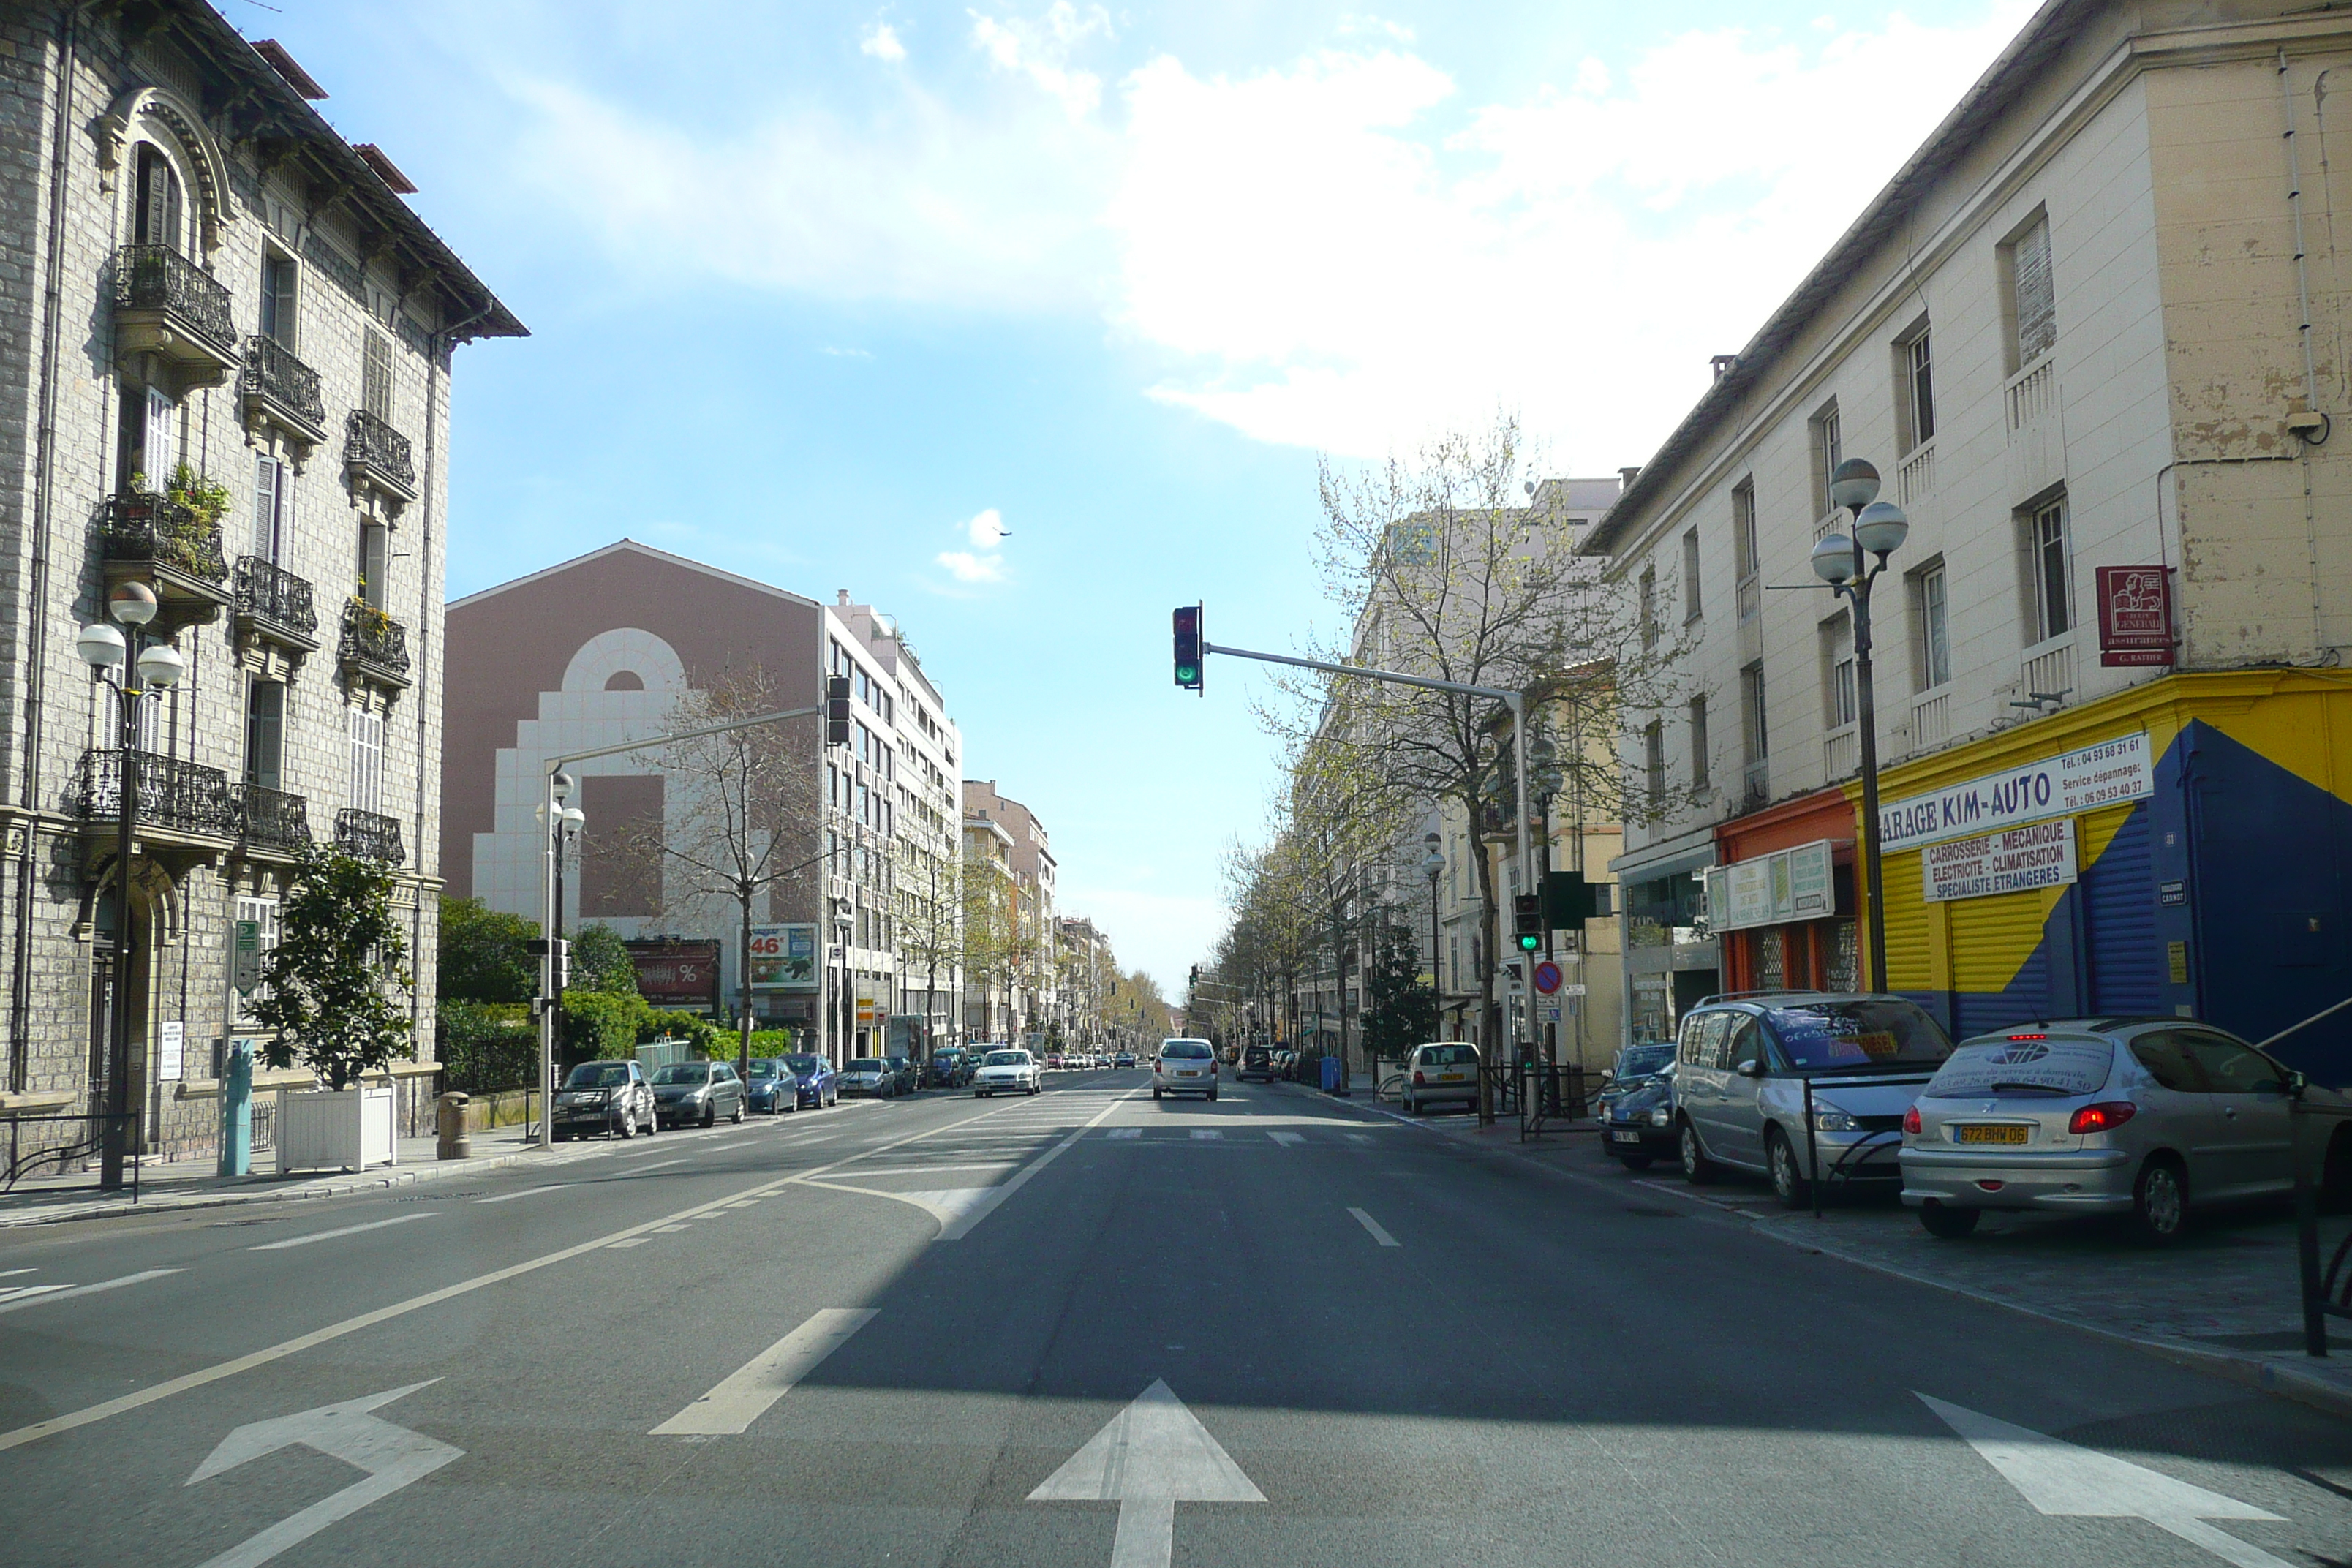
top-left (2, 1068), bottom-right (2348, 1568)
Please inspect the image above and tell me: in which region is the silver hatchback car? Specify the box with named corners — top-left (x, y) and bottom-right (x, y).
top-left (1901, 1018), bottom-right (2336, 1243)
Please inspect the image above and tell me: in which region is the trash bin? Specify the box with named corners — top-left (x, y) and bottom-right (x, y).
top-left (1320, 1055), bottom-right (1341, 1094)
top-left (436, 1092), bottom-right (472, 1160)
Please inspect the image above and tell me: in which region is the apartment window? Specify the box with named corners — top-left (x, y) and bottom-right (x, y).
top-left (245, 680), bottom-right (285, 791)
top-left (1639, 567), bottom-right (1659, 651)
top-left (1901, 326), bottom-right (1936, 448)
top-left (361, 331), bottom-right (393, 422)
top-left (1681, 528), bottom-right (1703, 622)
top-left (356, 520), bottom-right (388, 609)
top-left (2006, 212), bottom-right (2056, 371)
top-left (347, 708), bottom-right (384, 814)
top-left (121, 382), bottom-right (178, 491)
top-left (1741, 662), bottom-right (1768, 764)
top-left (1733, 479), bottom-right (1758, 579)
top-left (1809, 401), bottom-right (1842, 518)
top-left (105, 683), bottom-right (162, 754)
top-left (2027, 497), bottom-right (2072, 641)
top-left (1823, 614), bottom-right (1858, 728)
top-left (132, 143), bottom-right (184, 250)
top-left (1910, 561), bottom-right (1951, 690)
top-left (1688, 695), bottom-right (1711, 791)
top-left (1643, 720), bottom-right (1665, 809)
top-left (259, 252), bottom-right (298, 348)
top-left (252, 455), bottom-right (293, 565)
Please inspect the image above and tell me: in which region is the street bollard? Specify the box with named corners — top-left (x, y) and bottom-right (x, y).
top-left (436, 1092), bottom-right (472, 1160)
top-left (218, 1039), bottom-right (253, 1177)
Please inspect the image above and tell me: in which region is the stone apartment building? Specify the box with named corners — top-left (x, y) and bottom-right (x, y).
top-left (0, 4), bottom-right (520, 1147)
top-left (1591, 0), bottom-right (2352, 1082)
top-left (961, 782), bottom-right (1054, 1041)
top-left (443, 544), bottom-right (963, 1064)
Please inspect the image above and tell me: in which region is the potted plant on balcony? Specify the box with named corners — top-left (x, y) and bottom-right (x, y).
top-left (253, 840), bottom-right (415, 1173)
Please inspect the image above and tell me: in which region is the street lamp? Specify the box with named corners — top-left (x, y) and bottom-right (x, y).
top-left (1811, 456), bottom-right (1910, 992)
top-left (76, 581), bottom-right (184, 1191)
top-left (1420, 832), bottom-right (1445, 1032)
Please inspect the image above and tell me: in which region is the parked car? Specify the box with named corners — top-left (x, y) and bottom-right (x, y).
top-left (552, 1059), bottom-right (656, 1140)
top-left (840, 1058), bottom-right (896, 1098)
top-left (884, 1055), bottom-right (918, 1095)
top-left (1153, 1038), bottom-right (1218, 1101)
top-left (1673, 991), bottom-right (1955, 1207)
top-left (930, 1049), bottom-right (971, 1088)
top-left (782, 1052), bottom-right (838, 1109)
top-left (973, 1047), bottom-right (1041, 1096)
top-left (1237, 1044), bottom-right (1276, 1084)
top-left (1900, 1018), bottom-right (2352, 1243)
top-left (1402, 1041), bottom-right (1480, 1116)
top-left (1597, 1041), bottom-right (1678, 1120)
top-left (745, 1058), bottom-right (797, 1115)
top-left (1600, 1065), bottom-right (1678, 1169)
top-left (1114, 1051), bottom-right (1137, 1068)
top-left (652, 1060), bottom-right (746, 1128)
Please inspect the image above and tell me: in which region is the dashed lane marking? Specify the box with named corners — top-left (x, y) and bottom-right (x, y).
top-left (651, 1308), bottom-right (879, 1436)
top-left (250, 1215), bottom-right (435, 1252)
top-left (1349, 1207), bottom-right (1401, 1248)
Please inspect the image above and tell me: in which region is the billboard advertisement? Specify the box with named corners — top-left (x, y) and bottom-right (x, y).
top-left (748, 923), bottom-right (818, 990)
top-left (626, 939), bottom-right (721, 1008)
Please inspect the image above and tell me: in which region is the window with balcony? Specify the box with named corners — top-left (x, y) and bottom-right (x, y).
top-left (362, 330), bottom-right (393, 423)
top-left (119, 382), bottom-right (178, 492)
top-left (252, 455), bottom-right (293, 565)
top-left (1733, 478), bottom-right (1760, 621)
top-left (1681, 527), bottom-right (1703, 622)
top-left (259, 252), bottom-right (298, 350)
top-left (1809, 400), bottom-right (1842, 521)
top-left (245, 679), bottom-right (284, 791)
top-left (356, 519), bottom-right (388, 610)
top-left (1688, 694), bottom-right (1710, 791)
top-left (2003, 211), bottom-right (2055, 373)
top-left (347, 706), bottom-right (384, 815)
top-left (2026, 495), bottom-right (2072, 641)
top-left (1910, 559), bottom-right (1950, 691)
top-left (1900, 324), bottom-right (1936, 449)
top-left (1823, 613), bottom-right (1858, 728)
top-left (132, 143), bottom-right (184, 252)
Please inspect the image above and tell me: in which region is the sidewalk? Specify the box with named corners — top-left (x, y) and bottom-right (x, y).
top-left (1299, 1080), bottom-right (2352, 1422)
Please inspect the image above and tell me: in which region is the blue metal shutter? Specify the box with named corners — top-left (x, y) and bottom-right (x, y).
top-left (2084, 803), bottom-right (2163, 1016)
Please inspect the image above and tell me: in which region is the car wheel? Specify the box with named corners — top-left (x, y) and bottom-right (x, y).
top-left (731, 1101), bottom-right (745, 1124)
top-left (615, 1112), bottom-right (634, 1140)
top-left (1028, 1085), bottom-right (1041, 1096)
top-left (1678, 1121), bottom-right (1718, 1185)
top-left (701, 1104), bottom-right (716, 1128)
top-left (1766, 1129), bottom-right (1809, 1210)
top-left (1620, 1153), bottom-right (1654, 1171)
top-left (2133, 1156), bottom-right (2191, 1245)
top-left (1918, 1201), bottom-right (1980, 1239)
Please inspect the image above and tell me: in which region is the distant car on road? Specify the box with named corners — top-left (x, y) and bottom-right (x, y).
top-left (884, 1054), bottom-right (917, 1095)
top-left (781, 1053), bottom-right (837, 1109)
top-left (1601, 1066), bottom-right (1678, 1168)
top-left (1044, 1052), bottom-right (1066, 1071)
top-left (1597, 1041), bottom-right (1678, 1120)
top-left (1402, 1042), bottom-right (1480, 1116)
top-left (929, 1049), bottom-right (971, 1088)
top-left (1153, 1038), bottom-right (1218, 1101)
top-left (1114, 1051), bottom-right (1137, 1069)
top-left (552, 1059), bottom-right (656, 1140)
top-left (973, 1047), bottom-right (1041, 1096)
top-left (1237, 1044), bottom-right (1276, 1084)
top-left (745, 1058), bottom-right (796, 1116)
top-left (840, 1058), bottom-right (896, 1098)
top-left (652, 1060), bottom-right (746, 1128)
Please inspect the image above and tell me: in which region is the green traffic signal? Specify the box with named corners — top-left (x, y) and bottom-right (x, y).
top-left (1517, 933), bottom-right (1541, 951)
top-left (1176, 663), bottom-right (1199, 684)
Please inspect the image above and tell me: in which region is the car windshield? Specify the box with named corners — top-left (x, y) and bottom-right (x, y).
top-left (984, 1051), bottom-right (1025, 1066)
top-left (1616, 1045), bottom-right (1676, 1077)
top-left (848, 1059), bottom-right (885, 1071)
top-left (1928, 1036), bottom-right (2113, 1098)
top-left (652, 1064), bottom-right (709, 1085)
top-left (1418, 1044), bottom-right (1478, 1066)
top-left (565, 1063), bottom-right (630, 1088)
top-left (1161, 1041), bottom-right (1213, 1060)
top-left (747, 1060), bottom-right (777, 1077)
top-left (1763, 1000), bottom-right (1953, 1069)
top-left (782, 1055), bottom-right (821, 1073)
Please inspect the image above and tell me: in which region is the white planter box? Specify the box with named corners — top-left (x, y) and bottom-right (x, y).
top-left (276, 1086), bottom-right (399, 1175)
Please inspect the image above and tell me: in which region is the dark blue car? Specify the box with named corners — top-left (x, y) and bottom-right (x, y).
top-left (745, 1058), bottom-right (795, 1115)
top-left (781, 1052), bottom-right (838, 1109)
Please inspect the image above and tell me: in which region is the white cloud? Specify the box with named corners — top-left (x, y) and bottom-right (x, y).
top-left (861, 22), bottom-right (908, 63)
top-left (969, 3), bottom-right (1115, 120)
top-left (936, 549), bottom-right (1007, 583)
top-left (965, 507), bottom-right (1009, 548)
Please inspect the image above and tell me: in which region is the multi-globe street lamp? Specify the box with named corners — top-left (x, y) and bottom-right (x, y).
top-left (1809, 456), bottom-right (1910, 993)
top-left (75, 581), bottom-right (186, 1191)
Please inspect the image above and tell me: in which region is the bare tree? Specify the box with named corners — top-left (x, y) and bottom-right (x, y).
top-left (892, 834), bottom-right (960, 1052)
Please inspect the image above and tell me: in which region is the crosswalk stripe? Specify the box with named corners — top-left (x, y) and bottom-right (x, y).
top-left (650, 1308), bottom-right (878, 1436)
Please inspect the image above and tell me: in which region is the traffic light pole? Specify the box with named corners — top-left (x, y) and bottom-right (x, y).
top-left (1197, 637), bottom-right (1535, 1123)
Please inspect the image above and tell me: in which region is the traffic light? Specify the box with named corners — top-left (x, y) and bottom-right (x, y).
top-left (528, 937), bottom-right (571, 993)
top-left (1512, 893), bottom-right (1543, 952)
top-left (1189, 964), bottom-right (1200, 991)
top-left (1172, 605), bottom-right (1203, 690)
top-left (1542, 871), bottom-right (1594, 928)
top-left (826, 674), bottom-right (851, 746)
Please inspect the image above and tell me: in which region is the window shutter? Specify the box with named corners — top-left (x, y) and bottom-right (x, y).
top-left (363, 333), bottom-right (393, 421)
top-left (2014, 218), bottom-right (2055, 365)
top-left (144, 386), bottom-right (176, 489)
top-left (348, 708), bottom-right (383, 814)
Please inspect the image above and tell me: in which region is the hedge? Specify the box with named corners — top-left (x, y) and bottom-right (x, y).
top-left (438, 1000), bottom-right (535, 1094)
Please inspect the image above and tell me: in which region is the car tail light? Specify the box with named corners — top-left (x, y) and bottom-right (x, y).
top-left (1903, 1105), bottom-right (1922, 1135)
top-left (2008, 1032), bottom-right (2047, 1041)
top-left (2069, 1101), bottom-right (2138, 1134)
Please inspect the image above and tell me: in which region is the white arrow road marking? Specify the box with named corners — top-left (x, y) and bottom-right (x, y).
top-left (650, 1308), bottom-right (877, 1436)
top-left (0, 1268), bottom-right (180, 1316)
top-left (1267, 1131), bottom-right (1303, 1146)
top-left (184, 1380), bottom-right (459, 1568)
top-left (1348, 1208), bottom-right (1401, 1248)
top-left (1030, 1380), bottom-right (1264, 1568)
top-left (472, 1183), bottom-right (574, 1205)
top-left (1918, 1395), bottom-right (2291, 1568)
top-left (249, 1215), bottom-right (434, 1251)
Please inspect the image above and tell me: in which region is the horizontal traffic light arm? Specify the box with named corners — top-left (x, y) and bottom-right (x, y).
top-left (1198, 639), bottom-right (1519, 703)
top-left (541, 704), bottom-right (821, 772)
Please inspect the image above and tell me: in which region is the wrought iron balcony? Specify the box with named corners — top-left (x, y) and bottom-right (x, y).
top-left (112, 246), bottom-right (238, 379)
top-left (233, 556), bottom-right (318, 643)
top-left (99, 491), bottom-right (227, 581)
top-left (75, 749), bottom-right (237, 839)
top-left (337, 599), bottom-right (412, 687)
top-left (344, 409), bottom-right (416, 502)
top-left (235, 784), bottom-right (311, 852)
top-left (334, 807), bottom-right (404, 865)
top-left (240, 334), bottom-right (326, 442)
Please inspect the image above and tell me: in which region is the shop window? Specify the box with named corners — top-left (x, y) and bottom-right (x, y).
top-left (1824, 921), bottom-right (1857, 992)
top-left (1758, 927), bottom-right (1786, 990)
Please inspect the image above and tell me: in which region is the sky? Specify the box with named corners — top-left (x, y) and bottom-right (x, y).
top-left (233, 0), bottom-right (2038, 990)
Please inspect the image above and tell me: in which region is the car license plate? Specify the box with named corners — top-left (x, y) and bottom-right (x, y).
top-left (1955, 1124), bottom-right (2030, 1145)
top-left (1610, 1129), bottom-right (1640, 1143)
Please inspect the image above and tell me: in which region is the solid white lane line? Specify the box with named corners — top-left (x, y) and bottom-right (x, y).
top-left (0, 1284), bottom-right (70, 1305)
top-left (652, 1224), bottom-right (690, 1233)
top-left (0, 1269), bottom-right (182, 1316)
top-left (0, 1267), bottom-right (36, 1278)
top-left (931, 1088), bottom-right (1146, 1242)
top-left (650, 1308), bottom-right (878, 1436)
top-left (1349, 1207), bottom-right (1401, 1248)
top-left (250, 1215), bottom-right (434, 1251)
top-left (823, 1163), bottom-right (1020, 1178)
top-left (473, 1183), bottom-right (575, 1205)
top-left (607, 1238), bottom-right (649, 1249)
top-left (617, 1158), bottom-right (689, 1175)
top-left (1268, 1131), bottom-right (1303, 1146)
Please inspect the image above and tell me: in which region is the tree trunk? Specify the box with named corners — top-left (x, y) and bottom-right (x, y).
top-left (737, 889), bottom-right (754, 1082)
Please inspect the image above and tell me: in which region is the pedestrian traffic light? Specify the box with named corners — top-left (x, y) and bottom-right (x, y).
top-left (826, 674), bottom-right (851, 746)
top-left (1172, 605), bottom-right (1203, 690)
top-left (1512, 893), bottom-right (1543, 952)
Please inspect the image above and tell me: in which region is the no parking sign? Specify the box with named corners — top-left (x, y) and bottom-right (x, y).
top-left (1533, 961), bottom-right (1562, 995)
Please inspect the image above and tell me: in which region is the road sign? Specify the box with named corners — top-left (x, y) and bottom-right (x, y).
top-left (1533, 961), bottom-right (1562, 995)
top-left (1918, 1394), bottom-right (2291, 1567)
top-left (1030, 1379), bottom-right (1264, 1568)
top-left (186, 1381), bottom-right (460, 1568)
top-left (1541, 1005), bottom-right (1561, 1022)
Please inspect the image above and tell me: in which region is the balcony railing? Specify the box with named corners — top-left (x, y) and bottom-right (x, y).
top-left (1741, 758), bottom-right (1770, 813)
top-left (334, 807), bottom-right (404, 865)
top-left (98, 491), bottom-right (227, 585)
top-left (75, 749), bottom-right (236, 838)
top-left (1897, 441), bottom-right (1935, 507)
top-left (241, 334), bottom-right (325, 432)
top-left (2007, 355), bottom-right (2056, 436)
top-left (112, 245), bottom-right (236, 356)
top-left (235, 783), bottom-right (310, 851)
top-left (2021, 635), bottom-right (2076, 707)
top-left (233, 556), bottom-right (317, 639)
top-left (1823, 725), bottom-right (1859, 781)
top-left (344, 409), bottom-right (415, 497)
top-left (1912, 689), bottom-right (1952, 753)
top-left (339, 599), bottom-right (412, 682)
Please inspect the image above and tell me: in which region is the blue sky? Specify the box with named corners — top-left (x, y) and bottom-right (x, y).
top-left (236, 0), bottom-right (2034, 989)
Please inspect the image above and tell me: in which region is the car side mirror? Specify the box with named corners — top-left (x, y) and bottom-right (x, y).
top-left (1735, 1058), bottom-right (1766, 1078)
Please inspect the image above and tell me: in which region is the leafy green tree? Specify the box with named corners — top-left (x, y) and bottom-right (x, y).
top-left (437, 895), bottom-right (535, 1005)
top-left (570, 923), bottom-right (641, 996)
top-left (255, 843), bottom-right (414, 1090)
top-left (1360, 924), bottom-right (1439, 1066)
